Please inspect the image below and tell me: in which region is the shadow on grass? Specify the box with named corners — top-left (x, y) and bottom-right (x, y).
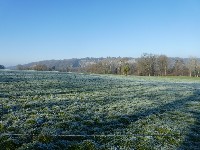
top-left (178, 112), bottom-right (200, 150)
top-left (1, 87), bottom-right (200, 149)
top-left (77, 89), bottom-right (200, 149)
top-left (94, 89), bottom-right (200, 131)
top-left (39, 89), bottom-right (200, 149)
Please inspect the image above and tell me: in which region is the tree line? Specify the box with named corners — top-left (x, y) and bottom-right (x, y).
top-left (85, 54), bottom-right (200, 77)
top-left (15, 54), bottom-right (200, 77)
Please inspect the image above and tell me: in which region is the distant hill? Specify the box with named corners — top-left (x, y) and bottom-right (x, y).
top-left (10, 57), bottom-right (135, 71)
top-left (8, 58), bottom-right (101, 70)
top-left (9, 57), bottom-right (194, 70)
top-left (22, 58), bottom-right (100, 69)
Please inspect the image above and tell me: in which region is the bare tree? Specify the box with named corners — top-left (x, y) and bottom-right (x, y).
top-left (173, 58), bottom-right (185, 76)
top-left (32, 64), bottom-right (48, 71)
top-left (187, 57), bottom-right (198, 77)
top-left (16, 64), bottom-right (24, 70)
top-left (157, 55), bottom-right (168, 76)
top-left (193, 60), bottom-right (200, 77)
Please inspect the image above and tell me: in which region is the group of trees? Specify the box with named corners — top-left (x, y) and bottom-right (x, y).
top-left (84, 54), bottom-right (200, 77)
top-left (16, 64), bottom-right (55, 71)
top-left (135, 54), bottom-right (196, 76)
top-left (15, 54), bottom-right (200, 77)
top-left (136, 54), bottom-right (171, 76)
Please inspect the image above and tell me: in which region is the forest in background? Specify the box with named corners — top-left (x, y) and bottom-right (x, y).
top-left (3, 53), bottom-right (200, 77)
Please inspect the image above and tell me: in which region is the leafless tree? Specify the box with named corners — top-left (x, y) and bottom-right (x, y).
top-left (173, 58), bottom-right (185, 76)
top-left (187, 57), bottom-right (199, 77)
top-left (157, 55), bottom-right (168, 76)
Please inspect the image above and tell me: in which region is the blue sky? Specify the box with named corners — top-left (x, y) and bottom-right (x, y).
top-left (0, 0), bottom-right (200, 66)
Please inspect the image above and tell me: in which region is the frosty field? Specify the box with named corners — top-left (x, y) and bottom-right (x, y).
top-left (0, 70), bottom-right (200, 149)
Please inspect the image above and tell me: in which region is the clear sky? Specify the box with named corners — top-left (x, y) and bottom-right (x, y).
top-left (0, 0), bottom-right (200, 66)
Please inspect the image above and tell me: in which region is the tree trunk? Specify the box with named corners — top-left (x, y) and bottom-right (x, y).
top-left (189, 71), bottom-right (192, 77)
top-left (164, 66), bottom-right (167, 76)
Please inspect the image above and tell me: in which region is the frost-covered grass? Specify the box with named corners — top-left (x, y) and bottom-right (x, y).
top-left (0, 70), bottom-right (200, 149)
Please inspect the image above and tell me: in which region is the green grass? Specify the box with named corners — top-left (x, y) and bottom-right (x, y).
top-left (157, 75), bottom-right (200, 81)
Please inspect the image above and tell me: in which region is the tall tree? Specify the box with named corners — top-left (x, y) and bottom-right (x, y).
top-left (137, 53), bottom-right (157, 76)
top-left (123, 64), bottom-right (130, 76)
top-left (196, 62), bottom-right (200, 77)
top-left (187, 57), bottom-right (198, 77)
top-left (157, 55), bottom-right (168, 76)
top-left (173, 58), bottom-right (185, 76)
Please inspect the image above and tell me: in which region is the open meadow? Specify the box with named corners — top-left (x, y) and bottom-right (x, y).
top-left (0, 70), bottom-right (200, 149)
